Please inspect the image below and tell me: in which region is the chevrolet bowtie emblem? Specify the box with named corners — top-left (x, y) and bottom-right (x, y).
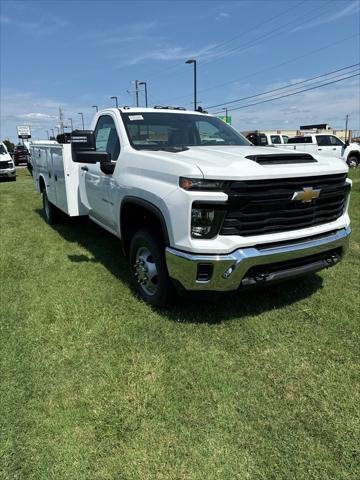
top-left (291, 187), bottom-right (321, 203)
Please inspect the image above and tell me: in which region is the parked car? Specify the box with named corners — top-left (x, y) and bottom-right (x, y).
top-left (0, 142), bottom-right (16, 181)
top-left (246, 132), bottom-right (288, 146)
top-left (31, 107), bottom-right (351, 306)
top-left (13, 144), bottom-right (30, 166)
top-left (280, 134), bottom-right (360, 167)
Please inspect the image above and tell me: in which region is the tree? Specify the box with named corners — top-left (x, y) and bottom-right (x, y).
top-left (2, 139), bottom-right (15, 152)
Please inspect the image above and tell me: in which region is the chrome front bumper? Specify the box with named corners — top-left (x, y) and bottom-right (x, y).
top-left (165, 228), bottom-right (351, 291)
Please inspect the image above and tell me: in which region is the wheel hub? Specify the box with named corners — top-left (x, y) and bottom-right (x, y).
top-left (133, 247), bottom-right (158, 296)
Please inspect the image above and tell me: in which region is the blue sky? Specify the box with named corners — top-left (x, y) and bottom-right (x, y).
top-left (1, 0), bottom-right (359, 141)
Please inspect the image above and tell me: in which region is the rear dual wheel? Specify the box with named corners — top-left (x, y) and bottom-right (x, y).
top-left (42, 190), bottom-right (58, 225)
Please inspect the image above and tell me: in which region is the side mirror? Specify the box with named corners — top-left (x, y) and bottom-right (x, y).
top-left (71, 129), bottom-right (97, 162)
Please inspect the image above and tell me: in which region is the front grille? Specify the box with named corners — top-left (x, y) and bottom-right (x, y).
top-left (0, 161), bottom-right (11, 170)
top-left (221, 174), bottom-right (349, 236)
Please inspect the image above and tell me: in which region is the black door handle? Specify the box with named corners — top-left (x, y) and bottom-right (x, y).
top-left (332, 148), bottom-right (336, 150)
top-left (318, 148), bottom-right (322, 151)
top-left (81, 166), bottom-right (88, 172)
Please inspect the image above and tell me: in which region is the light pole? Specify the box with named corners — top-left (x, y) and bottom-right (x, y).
top-left (78, 112), bottom-right (85, 130)
top-left (68, 118), bottom-right (73, 131)
top-left (110, 96), bottom-right (118, 108)
top-left (185, 59), bottom-right (197, 110)
top-left (92, 105), bottom-right (99, 112)
top-left (55, 126), bottom-right (60, 135)
top-left (45, 130), bottom-right (49, 140)
top-left (138, 81), bottom-right (148, 107)
top-left (51, 128), bottom-right (55, 139)
top-left (135, 80), bottom-right (140, 107)
top-left (345, 113), bottom-right (349, 144)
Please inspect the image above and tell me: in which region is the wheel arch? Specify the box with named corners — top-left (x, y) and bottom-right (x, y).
top-left (120, 197), bottom-right (170, 256)
top-left (38, 174), bottom-right (46, 193)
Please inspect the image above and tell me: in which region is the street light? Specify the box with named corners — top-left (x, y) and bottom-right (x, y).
top-left (45, 130), bottom-right (49, 140)
top-left (138, 81), bottom-right (148, 107)
top-left (185, 59), bottom-right (197, 110)
top-left (68, 118), bottom-right (74, 131)
top-left (92, 105), bottom-right (99, 112)
top-left (110, 96), bottom-right (118, 108)
top-left (51, 128), bottom-right (55, 139)
top-left (78, 112), bottom-right (85, 130)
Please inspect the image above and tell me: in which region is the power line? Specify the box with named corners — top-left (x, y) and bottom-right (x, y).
top-left (162, 33), bottom-right (359, 105)
top-left (211, 73), bottom-right (360, 114)
top-left (145, 0), bottom-right (316, 83)
top-left (206, 63), bottom-right (360, 109)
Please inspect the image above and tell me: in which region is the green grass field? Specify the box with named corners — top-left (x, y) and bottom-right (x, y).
top-left (1, 168), bottom-right (359, 480)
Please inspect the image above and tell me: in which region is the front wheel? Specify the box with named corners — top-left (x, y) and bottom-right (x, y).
top-left (129, 230), bottom-right (175, 307)
top-left (347, 156), bottom-right (358, 168)
top-left (42, 190), bottom-right (58, 225)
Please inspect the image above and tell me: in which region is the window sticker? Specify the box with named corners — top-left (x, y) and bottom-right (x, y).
top-left (128, 115), bottom-right (144, 121)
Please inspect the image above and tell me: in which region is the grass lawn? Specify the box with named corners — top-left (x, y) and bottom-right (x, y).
top-left (1, 168), bottom-right (359, 480)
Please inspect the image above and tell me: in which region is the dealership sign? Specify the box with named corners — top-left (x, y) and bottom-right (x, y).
top-left (218, 115), bottom-right (232, 125)
top-left (17, 125), bottom-right (32, 139)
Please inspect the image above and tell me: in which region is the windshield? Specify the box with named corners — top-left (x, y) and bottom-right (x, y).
top-left (0, 145), bottom-right (7, 154)
top-left (121, 112), bottom-right (250, 149)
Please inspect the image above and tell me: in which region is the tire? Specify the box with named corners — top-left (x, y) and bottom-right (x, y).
top-left (347, 155), bottom-right (358, 168)
top-left (129, 229), bottom-right (175, 307)
top-left (42, 190), bottom-right (58, 225)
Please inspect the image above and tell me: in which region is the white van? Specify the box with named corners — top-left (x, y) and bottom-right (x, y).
top-left (0, 142), bottom-right (16, 181)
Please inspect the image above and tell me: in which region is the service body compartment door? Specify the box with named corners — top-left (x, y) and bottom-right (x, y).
top-left (51, 146), bottom-right (69, 214)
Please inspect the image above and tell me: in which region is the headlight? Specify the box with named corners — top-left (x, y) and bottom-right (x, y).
top-left (191, 205), bottom-right (226, 239)
top-left (180, 177), bottom-right (226, 191)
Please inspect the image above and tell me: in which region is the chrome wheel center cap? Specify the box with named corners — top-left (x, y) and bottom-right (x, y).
top-left (133, 247), bottom-right (158, 296)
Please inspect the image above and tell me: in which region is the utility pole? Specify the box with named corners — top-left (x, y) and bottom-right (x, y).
top-left (68, 118), bottom-right (74, 131)
top-left (51, 128), bottom-right (55, 139)
top-left (224, 107), bottom-right (228, 124)
top-left (59, 107), bottom-right (65, 134)
top-left (45, 130), bottom-right (49, 140)
top-left (345, 113), bottom-right (349, 144)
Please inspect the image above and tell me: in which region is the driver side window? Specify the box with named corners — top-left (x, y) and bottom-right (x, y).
top-left (94, 115), bottom-right (120, 160)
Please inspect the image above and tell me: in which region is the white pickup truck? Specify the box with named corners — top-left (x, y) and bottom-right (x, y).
top-left (281, 134), bottom-right (360, 168)
top-left (31, 107), bottom-right (351, 306)
top-left (246, 132), bottom-right (288, 146)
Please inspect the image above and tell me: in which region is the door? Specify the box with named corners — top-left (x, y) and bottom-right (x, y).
top-left (328, 135), bottom-right (344, 159)
top-left (51, 146), bottom-right (68, 213)
top-left (316, 135), bottom-right (336, 157)
top-left (81, 114), bottom-right (120, 228)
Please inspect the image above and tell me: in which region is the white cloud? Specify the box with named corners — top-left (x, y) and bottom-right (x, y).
top-left (293, 1), bottom-right (360, 32)
top-left (216, 12), bottom-right (229, 20)
top-left (229, 79), bottom-right (360, 131)
top-left (124, 43), bottom-right (219, 65)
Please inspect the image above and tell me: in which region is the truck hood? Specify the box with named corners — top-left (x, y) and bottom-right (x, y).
top-left (164, 145), bottom-right (348, 180)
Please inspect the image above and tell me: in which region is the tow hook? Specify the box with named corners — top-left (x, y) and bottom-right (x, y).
top-left (325, 254), bottom-right (340, 266)
top-left (254, 272), bottom-right (270, 283)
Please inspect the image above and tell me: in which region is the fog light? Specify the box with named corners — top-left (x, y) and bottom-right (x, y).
top-left (191, 208), bottom-right (214, 237)
top-left (191, 206), bottom-right (226, 239)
